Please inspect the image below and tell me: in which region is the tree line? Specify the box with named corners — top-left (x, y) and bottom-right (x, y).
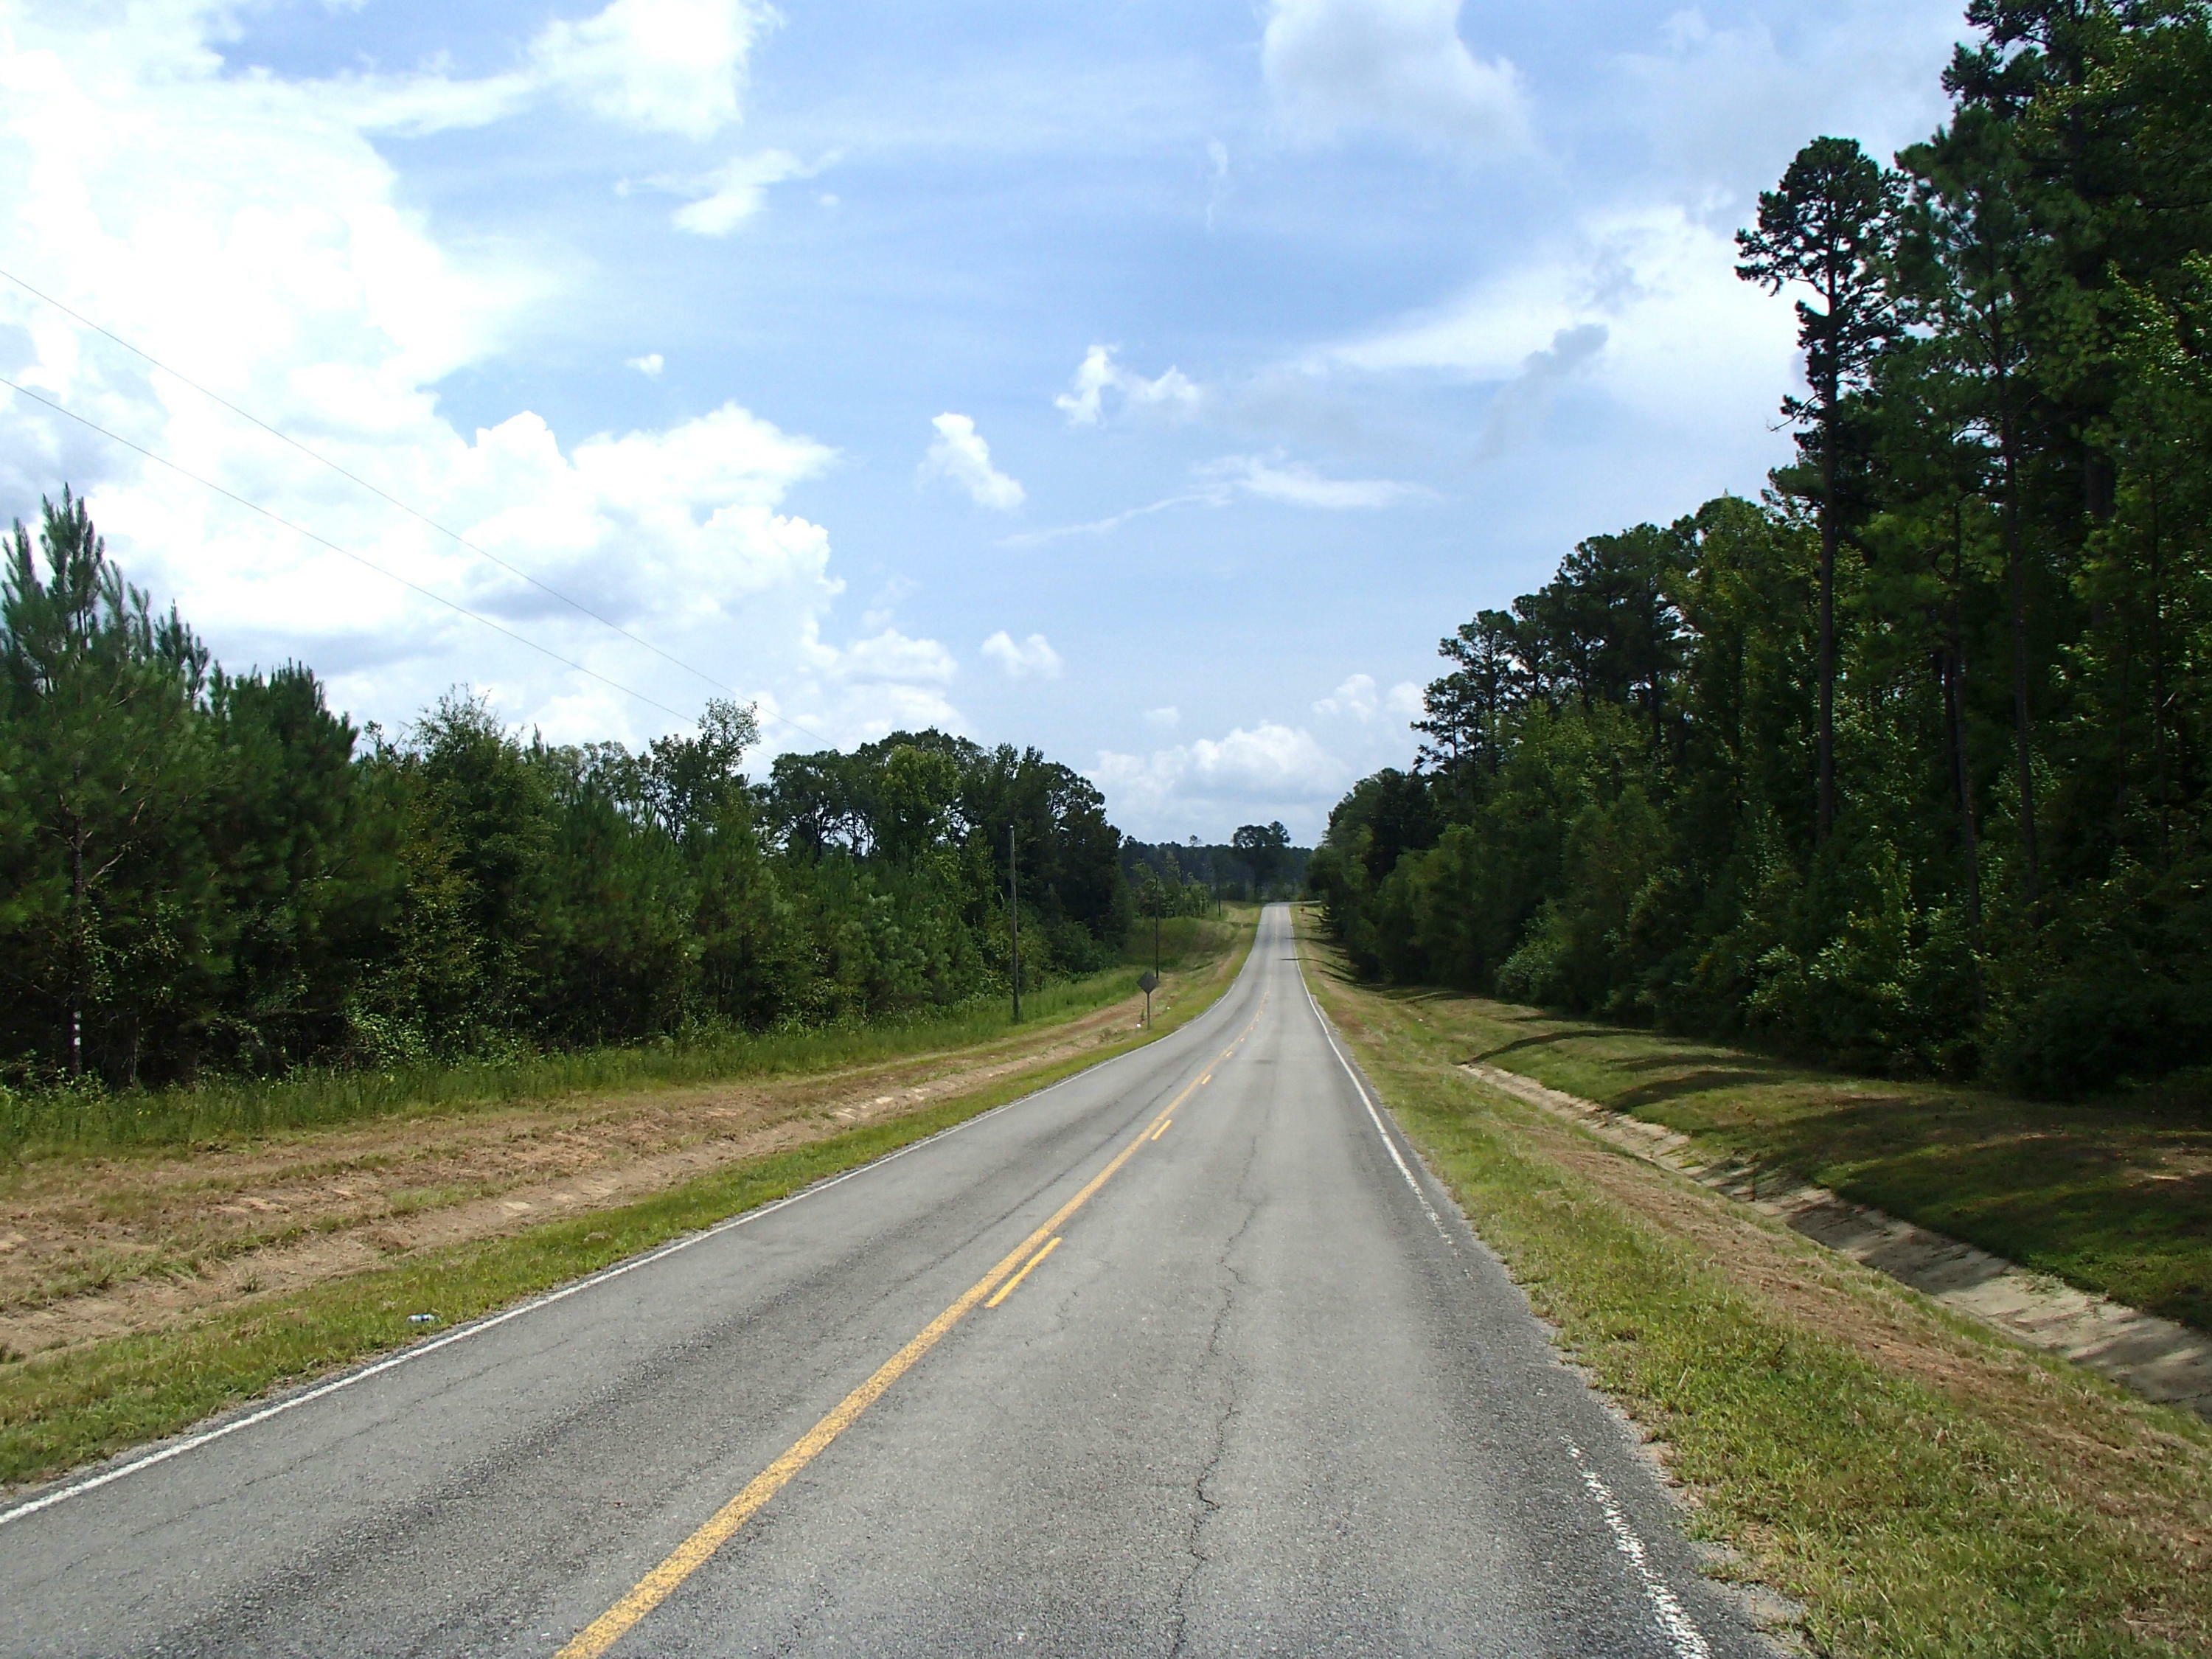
top-left (1121, 823), bottom-right (1305, 915)
top-left (1310, 1), bottom-right (2212, 1096)
top-left (0, 493), bottom-right (1130, 1088)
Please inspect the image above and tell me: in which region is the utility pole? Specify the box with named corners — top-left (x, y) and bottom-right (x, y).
top-left (1008, 824), bottom-right (1021, 1023)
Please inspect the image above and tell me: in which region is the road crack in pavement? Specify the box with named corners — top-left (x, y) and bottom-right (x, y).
top-left (1164, 1130), bottom-right (1262, 1659)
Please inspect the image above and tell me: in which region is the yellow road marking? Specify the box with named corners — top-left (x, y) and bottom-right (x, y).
top-left (554, 1011), bottom-right (1259, 1659)
top-left (1149, 1119), bottom-right (1172, 1141)
top-left (985, 1237), bottom-right (1062, 1308)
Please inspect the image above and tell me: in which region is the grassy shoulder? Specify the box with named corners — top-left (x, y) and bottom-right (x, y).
top-left (1297, 913), bottom-right (2212, 1659)
top-left (0, 910), bottom-right (1259, 1491)
top-left (1, 947), bottom-right (1238, 1161)
top-left (1389, 987), bottom-right (2212, 1335)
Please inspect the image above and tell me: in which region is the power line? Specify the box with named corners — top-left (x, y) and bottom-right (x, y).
top-left (0, 264), bottom-right (837, 751)
top-left (0, 372), bottom-right (698, 723)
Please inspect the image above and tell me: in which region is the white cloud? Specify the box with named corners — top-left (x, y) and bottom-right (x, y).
top-left (1004, 449), bottom-right (1425, 549)
top-left (1314, 672), bottom-right (1379, 720)
top-left (920, 412), bottom-right (1025, 512)
top-left (998, 490), bottom-right (1211, 549)
top-left (1146, 705), bottom-right (1180, 731)
top-left (1262, 0), bottom-right (1530, 155)
top-left (532, 0), bottom-right (774, 139)
top-left (1314, 674), bottom-right (1426, 722)
top-left (1091, 721), bottom-right (1349, 839)
top-left (981, 630), bottom-right (1062, 679)
top-left (333, 0), bottom-right (777, 141)
top-left (1474, 322), bottom-right (1608, 456)
top-left (1054, 344), bottom-right (1203, 425)
top-left (0, 5), bottom-right (940, 754)
top-left (627, 352), bottom-right (665, 377)
top-left (1199, 453), bottom-right (1427, 510)
top-left (1323, 205), bottom-right (1798, 442)
top-left (1613, 6), bottom-right (1964, 204)
top-left (667, 149), bottom-right (817, 236)
top-left (826, 626), bottom-right (958, 684)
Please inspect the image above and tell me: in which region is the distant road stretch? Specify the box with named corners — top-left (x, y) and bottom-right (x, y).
top-left (1, 906), bottom-right (1764, 1658)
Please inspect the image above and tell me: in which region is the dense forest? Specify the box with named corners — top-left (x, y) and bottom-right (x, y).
top-left (0, 494), bottom-right (1130, 1088)
top-left (1311, 1), bottom-right (2212, 1096)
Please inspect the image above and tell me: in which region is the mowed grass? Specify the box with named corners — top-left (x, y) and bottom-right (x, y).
top-left (1430, 996), bottom-right (2212, 1333)
top-left (0, 911), bottom-right (1259, 1490)
top-left (1121, 911), bottom-right (1242, 972)
top-left (0, 954), bottom-right (1214, 1161)
top-left (1298, 922), bottom-right (2212, 1659)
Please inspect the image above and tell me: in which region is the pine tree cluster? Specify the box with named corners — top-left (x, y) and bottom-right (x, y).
top-left (1311, 2), bottom-right (2212, 1095)
top-left (0, 495), bottom-right (1128, 1088)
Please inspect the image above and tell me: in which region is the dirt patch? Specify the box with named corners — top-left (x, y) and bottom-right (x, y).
top-left (0, 992), bottom-right (1160, 1362)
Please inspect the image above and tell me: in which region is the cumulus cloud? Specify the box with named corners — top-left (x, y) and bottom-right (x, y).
top-left (1262, 0), bottom-right (1530, 155)
top-left (1054, 345), bottom-right (1203, 426)
top-left (920, 413), bottom-right (1026, 512)
top-left (335, 0), bottom-right (778, 141)
top-left (827, 626), bottom-right (958, 684)
top-left (1091, 721), bottom-right (1348, 839)
top-left (1322, 205), bottom-right (1797, 443)
top-left (0, 4), bottom-right (959, 751)
top-left (532, 0), bottom-right (774, 138)
top-left (1314, 672), bottom-right (1378, 719)
top-left (665, 149), bottom-right (820, 235)
top-left (981, 630), bottom-right (1063, 680)
top-left (627, 352), bottom-right (665, 377)
top-left (1315, 673), bottom-right (1427, 720)
top-left (1198, 453), bottom-right (1427, 510)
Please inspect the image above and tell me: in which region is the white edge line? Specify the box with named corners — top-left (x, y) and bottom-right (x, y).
top-left (1296, 954), bottom-right (1710, 1659)
top-left (1566, 1441), bottom-right (1713, 1659)
top-left (1298, 979), bottom-right (1455, 1248)
top-left (0, 973), bottom-right (1255, 1531)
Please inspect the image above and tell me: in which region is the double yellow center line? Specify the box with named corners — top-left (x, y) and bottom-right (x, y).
top-left (554, 999), bottom-right (1264, 1659)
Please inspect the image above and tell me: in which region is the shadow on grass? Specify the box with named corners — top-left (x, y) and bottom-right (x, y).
top-left (1468, 1029), bottom-right (1582, 1065)
top-left (1610, 1068), bottom-right (1804, 1113)
top-left (1363, 970), bottom-right (2212, 1337)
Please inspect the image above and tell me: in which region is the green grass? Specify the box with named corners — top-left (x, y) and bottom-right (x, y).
top-left (0, 960), bottom-right (1195, 1162)
top-left (0, 909), bottom-right (1259, 1489)
top-left (1299, 928), bottom-right (2212, 1659)
top-left (1120, 912), bottom-right (1243, 972)
top-left (1418, 994), bottom-right (2212, 1335)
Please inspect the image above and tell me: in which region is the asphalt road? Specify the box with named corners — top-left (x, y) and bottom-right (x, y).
top-left (1, 907), bottom-right (1767, 1658)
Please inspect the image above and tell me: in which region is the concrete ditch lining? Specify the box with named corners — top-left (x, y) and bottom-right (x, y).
top-left (1460, 1061), bottom-right (2212, 1422)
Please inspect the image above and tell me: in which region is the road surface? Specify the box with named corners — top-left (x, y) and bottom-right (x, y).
top-left (1, 906), bottom-right (1765, 1658)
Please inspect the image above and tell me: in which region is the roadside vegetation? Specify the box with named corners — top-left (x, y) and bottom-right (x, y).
top-left (1301, 920), bottom-right (2212, 1659)
top-left (1427, 993), bottom-right (2212, 1334)
top-left (0, 956), bottom-right (1175, 1159)
top-left (1310, 4), bottom-right (2212, 1099)
top-left (0, 492), bottom-right (1146, 1096)
top-left (0, 909), bottom-right (1257, 1489)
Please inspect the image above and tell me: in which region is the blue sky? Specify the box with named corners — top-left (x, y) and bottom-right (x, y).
top-left (0, 0), bottom-right (1970, 839)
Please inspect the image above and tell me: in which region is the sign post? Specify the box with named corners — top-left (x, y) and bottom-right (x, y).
top-left (1138, 968), bottom-right (1158, 1029)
